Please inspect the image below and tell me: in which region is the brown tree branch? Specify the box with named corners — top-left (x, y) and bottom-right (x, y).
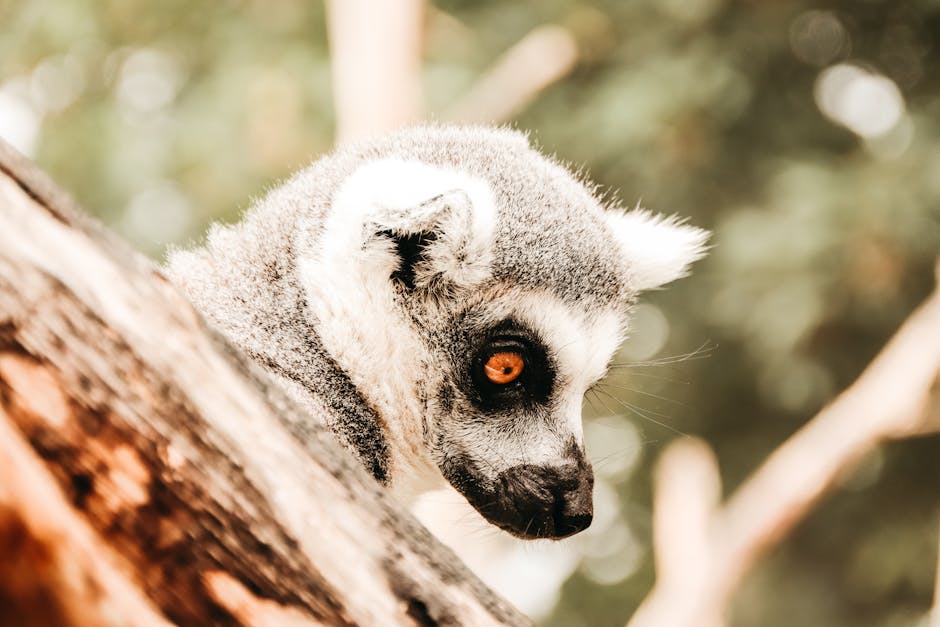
top-left (0, 139), bottom-right (529, 626)
top-left (628, 270), bottom-right (940, 627)
top-left (0, 398), bottom-right (170, 627)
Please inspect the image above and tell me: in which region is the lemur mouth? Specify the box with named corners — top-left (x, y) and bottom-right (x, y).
top-left (442, 456), bottom-right (594, 540)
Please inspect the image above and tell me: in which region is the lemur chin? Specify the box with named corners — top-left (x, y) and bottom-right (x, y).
top-left (167, 125), bottom-right (708, 540)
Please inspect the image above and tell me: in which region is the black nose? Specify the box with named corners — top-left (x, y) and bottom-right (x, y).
top-left (481, 460), bottom-right (595, 540)
top-left (551, 467), bottom-right (594, 538)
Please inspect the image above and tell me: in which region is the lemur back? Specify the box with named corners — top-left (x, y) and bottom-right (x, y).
top-left (167, 125), bottom-right (707, 539)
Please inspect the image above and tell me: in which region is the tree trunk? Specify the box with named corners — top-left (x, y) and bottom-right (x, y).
top-left (0, 139), bottom-right (529, 627)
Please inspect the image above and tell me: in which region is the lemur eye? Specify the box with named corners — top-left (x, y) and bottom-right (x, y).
top-left (469, 329), bottom-right (553, 409)
top-left (483, 352), bottom-right (525, 384)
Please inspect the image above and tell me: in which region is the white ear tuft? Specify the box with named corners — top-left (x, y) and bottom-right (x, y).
top-left (333, 158), bottom-right (495, 232)
top-left (320, 158), bottom-right (497, 290)
top-left (605, 209), bottom-right (710, 292)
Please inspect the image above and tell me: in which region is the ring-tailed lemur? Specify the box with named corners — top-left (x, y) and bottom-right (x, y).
top-left (166, 125), bottom-right (707, 540)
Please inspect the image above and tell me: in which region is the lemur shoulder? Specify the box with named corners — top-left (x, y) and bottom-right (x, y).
top-left (166, 125), bottom-right (708, 540)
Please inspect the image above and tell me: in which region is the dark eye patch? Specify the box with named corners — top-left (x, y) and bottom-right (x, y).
top-left (468, 321), bottom-right (554, 411)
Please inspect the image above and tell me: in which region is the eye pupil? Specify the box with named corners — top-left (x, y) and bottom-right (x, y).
top-left (484, 351), bottom-right (525, 384)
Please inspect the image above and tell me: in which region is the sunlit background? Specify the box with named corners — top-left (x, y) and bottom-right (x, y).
top-left (2, 1), bottom-right (939, 625)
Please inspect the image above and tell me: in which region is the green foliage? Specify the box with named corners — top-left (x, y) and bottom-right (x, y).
top-left (2, 1), bottom-right (939, 625)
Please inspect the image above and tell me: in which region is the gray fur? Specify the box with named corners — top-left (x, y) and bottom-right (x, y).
top-left (167, 124), bottom-right (707, 539)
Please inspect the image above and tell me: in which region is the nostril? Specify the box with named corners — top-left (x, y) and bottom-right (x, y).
top-left (556, 510), bottom-right (592, 536)
top-left (551, 479), bottom-right (594, 537)
top-left (552, 502), bottom-right (593, 537)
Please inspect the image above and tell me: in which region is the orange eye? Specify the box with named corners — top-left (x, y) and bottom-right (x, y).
top-left (484, 351), bottom-right (525, 384)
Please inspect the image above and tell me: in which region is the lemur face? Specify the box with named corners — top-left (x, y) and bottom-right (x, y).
top-left (295, 127), bottom-right (708, 540)
top-left (423, 295), bottom-right (624, 539)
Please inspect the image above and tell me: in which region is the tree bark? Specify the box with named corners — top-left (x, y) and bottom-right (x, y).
top-left (0, 138), bottom-right (530, 627)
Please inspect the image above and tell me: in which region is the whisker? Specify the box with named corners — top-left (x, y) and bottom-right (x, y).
top-left (586, 388), bottom-right (620, 420)
top-left (595, 389), bottom-right (674, 420)
top-left (594, 389), bottom-right (687, 436)
top-left (605, 370), bottom-right (691, 384)
top-left (590, 448), bottom-right (638, 469)
top-left (583, 392), bottom-right (610, 420)
top-left (597, 382), bottom-right (688, 407)
top-left (608, 341), bottom-right (715, 368)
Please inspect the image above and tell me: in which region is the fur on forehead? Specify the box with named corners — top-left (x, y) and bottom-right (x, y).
top-left (604, 208), bottom-right (710, 293)
top-left (303, 125), bottom-right (708, 302)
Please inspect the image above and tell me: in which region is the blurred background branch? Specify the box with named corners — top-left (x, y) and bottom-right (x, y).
top-left (630, 267), bottom-right (940, 627)
top-left (933, 520), bottom-right (940, 627)
top-left (325, 0), bottom-right (425, 143)
top-left (444, 25), bottom-right (578, 125)
top-left (325, 0), bottom-right (579, 137)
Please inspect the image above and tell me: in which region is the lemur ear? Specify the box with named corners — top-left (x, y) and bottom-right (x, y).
top-left (605, 209), bottom-right (709, 292)
top-left (372, 190), bottom-right (477, 290)
top-left (329, 159), bottom-right (496, 290)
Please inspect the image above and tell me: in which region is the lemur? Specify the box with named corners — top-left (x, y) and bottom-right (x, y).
top-left (166, 125), bottom-right (708, 540)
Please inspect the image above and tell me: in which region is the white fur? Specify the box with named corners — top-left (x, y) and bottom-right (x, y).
top-left (328, 158), bottom-right (496, 290)
top-left (298, 159), bottom-right (499, 496)
top-left (605, 209), bottom-right (709, 292)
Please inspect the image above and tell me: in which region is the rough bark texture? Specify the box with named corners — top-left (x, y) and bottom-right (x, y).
top-left (0, 138), bottom-right (530, 627)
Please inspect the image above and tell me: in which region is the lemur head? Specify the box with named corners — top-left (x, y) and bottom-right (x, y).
top-left (294, 126), bottom-right (708, 540)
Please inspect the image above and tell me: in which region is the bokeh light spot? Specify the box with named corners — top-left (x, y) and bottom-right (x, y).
top-left (115, 49), bottom-right (183, 115)
top-left (790, 11), bottom-right (849, 66)
top-left (0, 78), bottom-right (43, 156)
top-left (814, 64), bottom-right (905, 138)
top-left (120, 182), bottom-right (193, 251)
top-left (620, 303), bottom-right (670, 362)
top-left (30, 54), bottom-right (86, 114)
top-left (585, 419), bottom-right (642, 483)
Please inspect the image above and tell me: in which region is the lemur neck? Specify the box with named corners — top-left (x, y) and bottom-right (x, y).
top-left (318, 319), bottom-right (444, 497)
top-left (296, 257), bottom-right (445, 496)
